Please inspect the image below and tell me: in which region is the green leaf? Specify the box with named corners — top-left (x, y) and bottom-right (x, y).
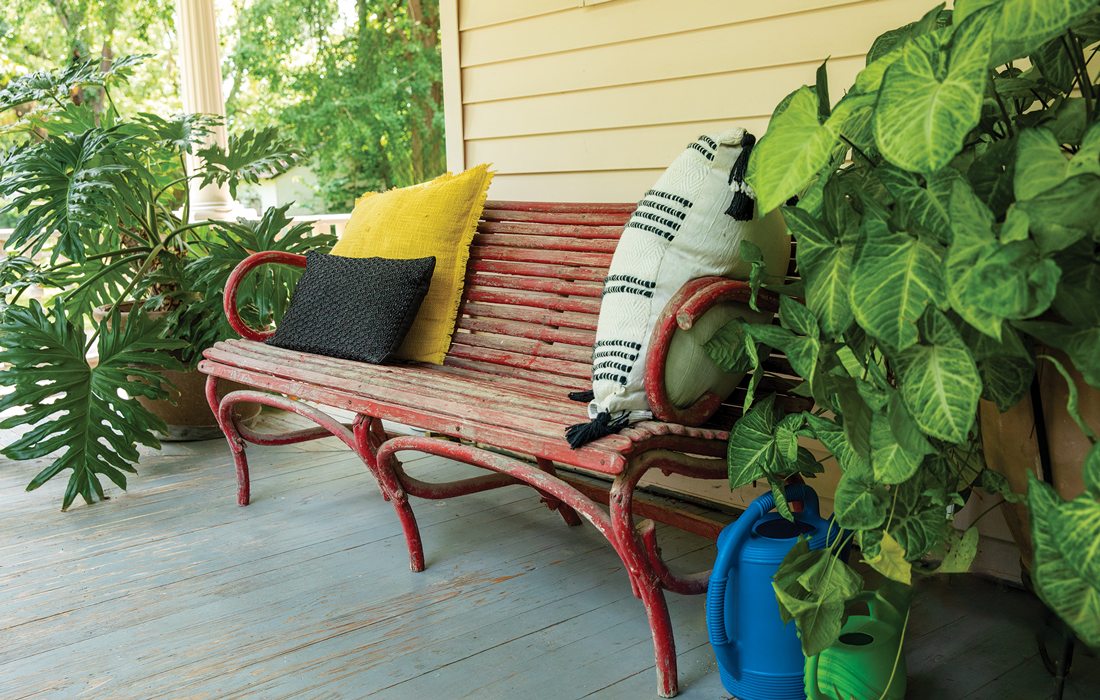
top-left (978, 468), bottom-right (1026, 504)
top-left (957, 0), bottom-right (1099, 66)
top-left (1016, 174), bottom-right (1100, 255)
top-left (962, 324), bottom-right (1035, 411)
top-left (1037, 354), bottom-right (1098, 440)
top-left (747, 89), bottom-right (874, 213)
top-left (1017, 322), bottom-right (1100, 389)
top-left (864, 530), bottom-right (912, 584)
top-left (0, 301), bottom-right (183, 510)
top-left (936, 526), bottom-right (980, 573)
top-left (773, 542), bottom-right (863, 656)
top-left (833, 471), bottom-right (887, 530)
top-left (1085, 444), bottom-right (1100, 497)
top-left (0, 128), bottom-right (140, 261)
top-left (849, 211), bottom-right (944, 351)
top-left (1051, 498), bottom-right (1100, 586)
top-left (703, 318), bottom-right (755, 375)
top-left (1028, 474), bottom-right (1100, 647)
top-left (871, 393), bottom-right (933, 484)
top-left (875, 165), bottom-right (959, 242)
top-left (1053, 251), bottom-right (1100, 327)
top-left (1015, 126), bottom-right (1100, 202)
top-left (874, 8), bottom-right (994, 174)
top-left (805, 413), bottom-right (871, 477)
top-left (198, 126), bottom-right (300, 198)
top-left (968, 136), bottom-right (1018, 219)
top-left (748, 324), bottom-right (819, 386)
top-left (727, 394), bottom-right (780, 488)
top-left (895, 311), bottom-right (981, 443)
top-left (857, 4), bottom-right (953, 94)
top-left (747, 87), bottom-right (836, 214)
top-left (787, 207), bottom-right (854, 337)
top-left (892, 472), bottom-right (950, 560)
top-left (946, 181), bottom-right (1059, 338)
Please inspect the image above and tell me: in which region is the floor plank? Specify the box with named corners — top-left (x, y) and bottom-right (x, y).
top-left (2, 410), bottom-right (1097, 699)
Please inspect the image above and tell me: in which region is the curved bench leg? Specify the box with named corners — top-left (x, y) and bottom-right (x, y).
top-left (374, 443), bottom-right (426, 572)
top-left (611, 459), bottom-right (679, 698)
top-left (206, 376), bottom-right (252, 506)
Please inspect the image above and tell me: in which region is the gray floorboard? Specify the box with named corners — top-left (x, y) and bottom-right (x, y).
top-left (2, 411), bottom-right (1097, 699)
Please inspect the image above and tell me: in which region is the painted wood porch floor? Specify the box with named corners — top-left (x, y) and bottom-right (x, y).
top-left (2, 411), bottom-right (1097, 699)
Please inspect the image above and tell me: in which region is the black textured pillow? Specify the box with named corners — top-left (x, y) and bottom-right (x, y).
top-left (266, 251), bottom-right (436, 364)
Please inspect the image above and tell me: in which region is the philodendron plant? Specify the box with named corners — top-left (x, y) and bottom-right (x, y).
top-left (704, 0), bottom-right (1100, 658)
top-left (0, 57), bottom-right (333, 510)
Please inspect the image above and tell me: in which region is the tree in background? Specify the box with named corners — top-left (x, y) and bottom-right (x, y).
top-left (1, 0), bottom-right (444, 214)
top-left (0, 0), bottom-right (179, 115)
top-left (226, 0), bottom-right (445, 210)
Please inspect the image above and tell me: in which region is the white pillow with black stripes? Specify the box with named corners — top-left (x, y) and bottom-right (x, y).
top-left (567, 128), bottom-right (791, 447)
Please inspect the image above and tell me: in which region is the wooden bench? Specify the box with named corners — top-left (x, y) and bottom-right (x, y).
top-left (199, 200), bottom-right (807, 697)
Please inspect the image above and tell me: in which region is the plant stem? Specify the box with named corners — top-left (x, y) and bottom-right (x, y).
top-left (43, 246), bottom-right (152, 272)
top-left (989, 72), bottom-right (1015, 137)
top-left (83, 247), bottom-right (161, 353)
top-left (876, 606), bottom-right (910, 700)
top-left (1063, 32), bottom-right (1095, 122)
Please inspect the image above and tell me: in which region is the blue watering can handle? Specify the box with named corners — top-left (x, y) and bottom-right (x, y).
top-left (706, 484), bottom-right (816, 676)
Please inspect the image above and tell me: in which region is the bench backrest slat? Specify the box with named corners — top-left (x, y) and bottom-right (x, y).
top-left (451, 201), bottom-right (624, 390)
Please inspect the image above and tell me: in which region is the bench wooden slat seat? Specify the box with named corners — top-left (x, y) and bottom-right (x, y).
top-left (204, 339), bottom-right (731, 476)
top-left (199, 201), bottom-right (805, 697)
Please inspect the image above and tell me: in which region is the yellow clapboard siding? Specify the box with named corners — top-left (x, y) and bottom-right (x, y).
top-left (467, 117), bottom-right (771, 175)
top-left (458, 0), bottom-right (575, 31)
top-left (460, 0), bottom-right (864, 67)
top-left (463, 56), bottom-right (866, 140)
top-left (486, 170), bottom-right (664, 202)
top-left (461, 0), bottom-right (913, 103)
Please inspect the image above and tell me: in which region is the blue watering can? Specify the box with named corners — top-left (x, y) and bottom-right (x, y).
top-left (706, 484), bottom-right (838, 700)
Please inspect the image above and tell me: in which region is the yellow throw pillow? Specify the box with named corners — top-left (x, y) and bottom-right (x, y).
top-left (331, 164), bottom-right (493, 364)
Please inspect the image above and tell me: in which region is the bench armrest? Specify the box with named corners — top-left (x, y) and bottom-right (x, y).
top-left (224, 251), bottom-right (307, 341)
top-left (644, 276), bottom-right (778, 425)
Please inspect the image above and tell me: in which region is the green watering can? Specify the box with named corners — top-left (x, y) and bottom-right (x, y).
top-left (804, 586), bottom-right (910, 700)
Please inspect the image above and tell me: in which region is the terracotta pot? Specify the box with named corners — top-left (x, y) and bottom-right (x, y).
top-left (981, 350), bottom-right (1100, 571)
top-left (93, 303), bottom-right (261, 441)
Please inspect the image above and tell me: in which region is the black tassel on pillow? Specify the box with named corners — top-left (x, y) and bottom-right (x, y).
top-left (566, 411), bottom-right (630, 449)
top-left (568, 389), bottom-right (595, 402)
top-left (726, 132), bottom-right (757, 221)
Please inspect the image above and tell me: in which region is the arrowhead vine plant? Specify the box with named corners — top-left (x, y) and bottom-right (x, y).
top-left (0, 57), bottom-right (333, 510)
top-left (704, 1), bottom-right (1100, 660)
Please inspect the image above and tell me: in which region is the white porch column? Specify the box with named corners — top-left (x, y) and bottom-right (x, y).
top-left (176, 0), bottom-right (252, 221)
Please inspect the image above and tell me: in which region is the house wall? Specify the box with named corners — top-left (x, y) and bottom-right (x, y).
top-left (439, 0), bottom-right (1020, 576)
top-left (441, 0), bottom-right (924, 199)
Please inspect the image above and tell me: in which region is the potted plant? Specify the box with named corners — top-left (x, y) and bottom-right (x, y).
top-left (702, 0), bottom-right (1100, 664)
top-left (0, 56), bottom-right (333, 510)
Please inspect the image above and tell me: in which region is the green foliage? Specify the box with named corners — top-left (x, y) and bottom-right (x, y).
top-left (709, 1), bottom-right (1100, 655)
top-left (0, 301), bottom-right (183, 510)
top-left (224, 0), bottom-right (446, 210)
top-left (772, 537), bottom-right (864, 656)
top-left (1, 56), bottom-right (309, 507)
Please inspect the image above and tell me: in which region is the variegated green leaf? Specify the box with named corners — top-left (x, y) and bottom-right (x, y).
top-left (748, 89), bottom-right (874, 213)
top-left (871, 393), bottom-right (932, 484)
top-left (957, 0), bottom-right (1100, 66)
top-left (833, 471), bottom-right (886, 530)
top-left (786, 207), bottom-right (855, 337)
top-left (849, 212), bottom-right (945, 350)
top-left (1028, 475), bottom-right (1100, 647)
top-left (864, 530), bottom-right (912, 584)
top-left (895, 310), bottom-right (981, 443)
top-left (874, 8), bottom-right (994, 174)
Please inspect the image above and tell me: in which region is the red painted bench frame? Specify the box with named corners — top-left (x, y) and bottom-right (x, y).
top-left (199, 201), bottom-right (801, 697)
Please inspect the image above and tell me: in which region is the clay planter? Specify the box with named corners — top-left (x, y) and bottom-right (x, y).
top-left (980, 350), bottom-right (1099, 570)
top-left (93, 304), bottom-right (260, 441)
